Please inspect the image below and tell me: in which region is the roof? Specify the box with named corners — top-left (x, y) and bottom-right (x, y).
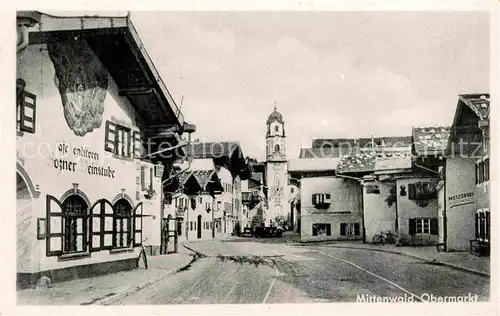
top-left (288, 158), bottom-right (340, 172)
top-left (299, 147), bottom-right (342, 159)
top-left (374, 150), bottom-right (412, 171)
top-left (266, 106), bottom-right (284, 125)
top-left (29, 12), bottom-right (184, 132)
top-left (459, 94), bottom-right (490, 120)
top-left (336, 152), bottom-right (376, 174)
top-left (192, 170), bottom-right (221, 191)
top-left (412, 126), bottom-right (451, 155)
top-left (188, 141), bottom-right (250, 180)
top-left (188, 142), bottom-right (242, 159)
top-left (312, 136), bottom-right (412, 149)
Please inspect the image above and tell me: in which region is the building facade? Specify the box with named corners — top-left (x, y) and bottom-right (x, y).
top-left (16, 12), bottom-right (186, 288)
top-left (443, 94), bottom-right (490, 253)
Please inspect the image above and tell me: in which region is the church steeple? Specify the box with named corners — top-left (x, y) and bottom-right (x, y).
top-left (266, 104), bottom-right (286, 161)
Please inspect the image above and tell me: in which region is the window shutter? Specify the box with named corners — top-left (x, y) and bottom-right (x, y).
top-left (20, 91), bottom-right (36, 133)
top-left (474, 213), bottom-right (479, 238)
top-left (103, 202), bottom-right (114, 250)
top-left (340, 223), bottom-right (346, 236)
top-left (140, 166), bottom-right (146, 191)
top-left (133, 203), bottom-right (143, 246)
top-left (479, 162), bottom-right (484, 183)
top-left (326, 224), bottom-right (331, 236)
top-left (354, 223), bottom-right (360, 236)
top-left (104, 121), bottom-right (117, 153)
top-left (484, 159), bottom-right (489, 181)
top-left (408, 219), bottom-right (416, 235)
top-left (149, 167), bottom-right (154, 188)
top-left (90, 200), bottom-right (104, 252)
top-left (46, 195), bottom-right (63, 256)
top-left (408, 183), bottom-right (416, 200)
top-left (430, 218), bottom-right (438, 235)
top-left (485, 211), bottom-right (490, 238)
top-left (312, 224), bottom-right (318, 236)
top-left (475, 164), bottom-right (479, 184)
top-left (133, 131), bottom-right (142, 158)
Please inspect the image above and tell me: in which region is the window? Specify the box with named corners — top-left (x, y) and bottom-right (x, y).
top-left (199, 196), bottom-right (203, 204)
top-left (206, 202), bottom-right (211, 211)
top-left (190, 198), bottom-right (196, 210)
top-left (275, 145), bottom-right (280, 153)
top-left (190, 221), bottom-right (193, 231)
top-left (312, 223), bottom-right (331, 236)
top-left (104, 121), bottom-right (141, 159)
top-left (113, 199), bottom-right (132, 248)
top-left (476, 159), bottom-right (489, 184)
top-left (17, 87), bottom-right (37, 134)
top-left (340, 223), bottom-right (360, 236)
top-left (217, 201), bottom-right (221, 211)
top-left (312, 193), bottom-right (331, 206)
top-left (177, 220), bottom-right (183, 236)
top-left (475, 210), bottom-right (490, 242)
top-left (408, 218), bottom-right (438, 235)
top-left (275, 125), bottom-right (279, 132)
top-left (194, 222), bottom-right (197, 230)
top-left (62, 195), bottom-right (88, 253)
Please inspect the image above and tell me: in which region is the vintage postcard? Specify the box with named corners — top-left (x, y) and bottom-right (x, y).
top-left (1, 1), bottom-right (498, 316)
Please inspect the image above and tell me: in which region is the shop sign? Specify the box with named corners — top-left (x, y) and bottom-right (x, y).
top-left (448, 192), bottom-right (475, 209)
top-left (52, 141), bottom-right (117, 178)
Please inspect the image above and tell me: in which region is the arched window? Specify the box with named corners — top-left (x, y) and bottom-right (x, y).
top-left (275, 144), bottom-right (280, 153)
top-left (275, 125), bottom-right (279, 132)
top-left (62, 195), bottom-right (88, 253)
top-left (113, 199), bottom-right (132, 248)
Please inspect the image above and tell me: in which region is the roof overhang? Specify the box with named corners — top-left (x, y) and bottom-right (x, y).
top-left (28, 12), bottom-right (184, 131)
top-left (445, 97), bottom-right (485, 157)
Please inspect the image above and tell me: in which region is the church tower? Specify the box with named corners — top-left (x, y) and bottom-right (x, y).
top-left (265, 105), bottom-right (288, 223)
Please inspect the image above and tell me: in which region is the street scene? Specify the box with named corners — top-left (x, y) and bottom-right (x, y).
top-left (14, 9), bottom-right (491, 307)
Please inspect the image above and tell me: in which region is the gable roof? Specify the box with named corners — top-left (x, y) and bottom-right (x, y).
top-left (311, 136), bottom-right (412, 149)
top-left (412, 126), bottom-right (451, 156)
top-left (458, 94), bottom-right (490, 121)
top-left (299, 147), bottom-right (342, 159)
top-left (336, 152), bottom-right (376, 174)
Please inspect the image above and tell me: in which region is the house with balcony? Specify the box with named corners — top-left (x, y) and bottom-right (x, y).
top-left (15, 12), bottom-right (191, 289)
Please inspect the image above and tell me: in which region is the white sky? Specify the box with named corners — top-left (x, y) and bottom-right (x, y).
top-left (130, 11), bottom-right (489, 161)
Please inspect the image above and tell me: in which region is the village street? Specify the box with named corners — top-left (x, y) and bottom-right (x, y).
top-left (111, 237), bottom-right (490, 304)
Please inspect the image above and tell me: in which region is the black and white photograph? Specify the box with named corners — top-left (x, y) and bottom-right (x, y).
top-left (2, 1), bottom-right (498, 315)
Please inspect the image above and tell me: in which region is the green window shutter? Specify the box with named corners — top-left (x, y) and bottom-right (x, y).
top-left (20, 90), bottom-right (36, 133)
top-left (430, 218), bottom-right (438, 235)
top-left (408, 218), bottom-right (416, 235)
top-left (104, 121), bottom-right (117, 153)
top-left (408, 183), bottom-right (416, 200)
top-left (46, 195), bottom-right (63, 256)
top-left (90, 200), bottom-right (104, 252)
top-left (354, 223), bottom-right (360, 236)
top-left (133, 203), bottom-right (143, 246)
top-left (340, 223), bottom-right (346, 236)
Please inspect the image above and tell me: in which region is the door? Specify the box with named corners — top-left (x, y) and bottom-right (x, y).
top-left (197, 215), bottom-right (202, 239)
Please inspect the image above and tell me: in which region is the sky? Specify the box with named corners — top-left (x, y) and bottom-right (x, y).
top-left (130, 11), bottom-right (489, 161)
